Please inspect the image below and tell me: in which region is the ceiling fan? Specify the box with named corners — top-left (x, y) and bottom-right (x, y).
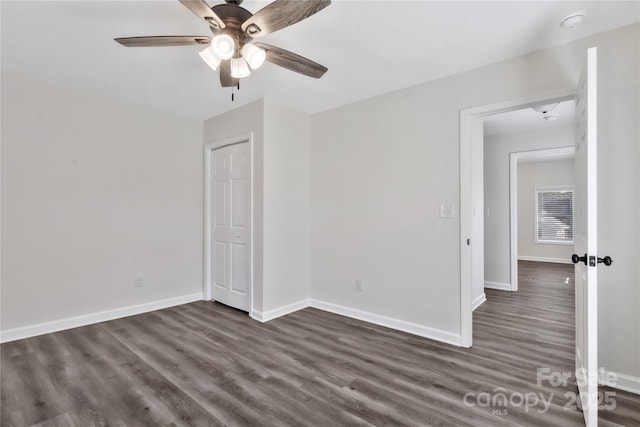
top-left (115, 0), bottom-right (330, 89)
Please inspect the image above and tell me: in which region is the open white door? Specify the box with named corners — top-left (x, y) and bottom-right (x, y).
top-left (573, 46), bottom-right (598, 427)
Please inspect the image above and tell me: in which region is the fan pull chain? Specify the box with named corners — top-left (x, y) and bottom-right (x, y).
top-left (231, 80), bottom-right (240, 102)
top-left (231, 34), bottom-right (241, 102)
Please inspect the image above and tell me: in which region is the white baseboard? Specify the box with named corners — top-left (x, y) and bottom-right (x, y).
top-left (308, 299), bottom-right (461, 347)
top-left (1, 292), bottom-right (460, 348)
top-left (472, 293), bottom-right (487, 311)
top-left (517, 255), bottom-right (572, 265)
top-left (0, 293), bottom-right (204, 343)
top-left (251, 299), bottom-right (310, 323)
top-left (599, 369), bottom-right (640, 395)
top-left (250, 298), bottom-right (460, 347)
top-left (484, 281), bottom-right (512, 291)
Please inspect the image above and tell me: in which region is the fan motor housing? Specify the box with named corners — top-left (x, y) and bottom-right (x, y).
top-left (210, 4), bottom-right (253, 43)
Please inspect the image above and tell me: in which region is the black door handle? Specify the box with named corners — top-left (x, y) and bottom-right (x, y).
top-left (572, 253), bottom-right (588, 265)
top-left (598, 256), bottom-right (613, 266)
top-left (572, 254), bottom-right (613, 266)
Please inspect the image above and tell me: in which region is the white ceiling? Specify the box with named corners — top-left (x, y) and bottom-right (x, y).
top-left (484, 100), bottom-right (576, 136)
top-left (2, 1), bottom-right (638, 120)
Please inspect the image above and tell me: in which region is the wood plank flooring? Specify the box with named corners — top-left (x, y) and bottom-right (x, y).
top-left (2, 261), bottom-right (639, 426)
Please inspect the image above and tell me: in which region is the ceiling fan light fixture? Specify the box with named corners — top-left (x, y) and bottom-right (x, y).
top-left (199, 46), bottom-right (222, 71)
top-left (241, 43), bottom-right (266, 70)
top-left (230, 57), bottom-right (251, 78)
top-left (115, 0), bottom-right (331, 88)
top-left (211, 34), bottom-right (235, 60)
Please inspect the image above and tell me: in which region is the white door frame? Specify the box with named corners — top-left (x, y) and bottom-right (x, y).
top-left (509, 147), bottom-right (575, 292)
top-left (459, 89), bottom-right (575, 347)
top-left (204, 133), bottom-right (254, 314)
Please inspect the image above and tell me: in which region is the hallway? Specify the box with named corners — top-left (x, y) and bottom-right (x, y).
top-left (474, 261), bottom-right (639, 426)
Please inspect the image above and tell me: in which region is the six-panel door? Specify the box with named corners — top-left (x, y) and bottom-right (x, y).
top-left (211, 142), bottom-right (251, 311)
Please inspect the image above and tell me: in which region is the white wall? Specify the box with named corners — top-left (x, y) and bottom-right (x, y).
top-left (202, 99), bottom-right (311, 316)
top-left (1, 72), bottom-right (204, 331)
top-left (484, 125), bottom-right (575, 285)
top-left (311, 23), bottom-right (639, 382)
top-left (594, 26), bottom-right (640, 382)
top-left (311, 91), bottom-right (461, 333)
top-left (262, 100), bottom-right (311, 311)
top-left (517, 160), bottom-right (575, 262)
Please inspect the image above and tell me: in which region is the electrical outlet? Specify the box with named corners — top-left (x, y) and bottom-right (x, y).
top-left (355, 279), bottom-right (364, 292)
top-left (135, 275), bottom-right (144, 287)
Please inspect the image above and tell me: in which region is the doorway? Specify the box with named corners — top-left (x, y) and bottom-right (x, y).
top-left (508, 146), bottom-right (576, 292)
top-left (459, 89), bottom-right (575, 347)
top-left (204, 134), bottom-right (254, 312)
top-left (461, 47), bottom-right (604, 427)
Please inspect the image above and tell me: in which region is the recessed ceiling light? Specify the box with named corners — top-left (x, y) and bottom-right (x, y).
top-left (560, 12), bottom-right (585, 29)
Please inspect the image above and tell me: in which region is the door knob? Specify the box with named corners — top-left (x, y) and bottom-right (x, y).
top-left (572, 253), bottom-right (588, 265)
top-left (597, 256), bottom-right (613, 266)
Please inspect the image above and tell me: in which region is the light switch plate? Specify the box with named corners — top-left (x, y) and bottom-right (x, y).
top-left (440, 204), bottom-right (455, 218)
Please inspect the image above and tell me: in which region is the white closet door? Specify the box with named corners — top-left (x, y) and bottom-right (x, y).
top-left (211, 142), bottom-right (251, 311)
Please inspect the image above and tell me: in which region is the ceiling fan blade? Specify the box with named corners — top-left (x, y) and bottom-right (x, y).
top-left (115, 36), bottom-right (211, 47)
top-left (220, 60), bottom-right (239, 87)
top-left (179, 0), bottom-right (226, 30)
top-left (241, 0), bottom-right (330, 38)
top-left (254, 43), bottom-right (327, 78)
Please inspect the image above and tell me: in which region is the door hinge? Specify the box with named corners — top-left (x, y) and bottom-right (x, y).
top-left (467, 238), bottom-right (470, 246)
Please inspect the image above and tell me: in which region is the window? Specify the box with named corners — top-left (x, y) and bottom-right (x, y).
top-left (535, 187), bottom-right (574, 244)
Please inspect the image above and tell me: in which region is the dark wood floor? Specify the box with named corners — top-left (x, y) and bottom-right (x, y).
top-left (2, 261), bottom-right (639, 426)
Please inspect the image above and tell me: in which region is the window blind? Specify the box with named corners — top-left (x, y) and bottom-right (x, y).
top-left (536, 189), bottom-right (574, 243)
